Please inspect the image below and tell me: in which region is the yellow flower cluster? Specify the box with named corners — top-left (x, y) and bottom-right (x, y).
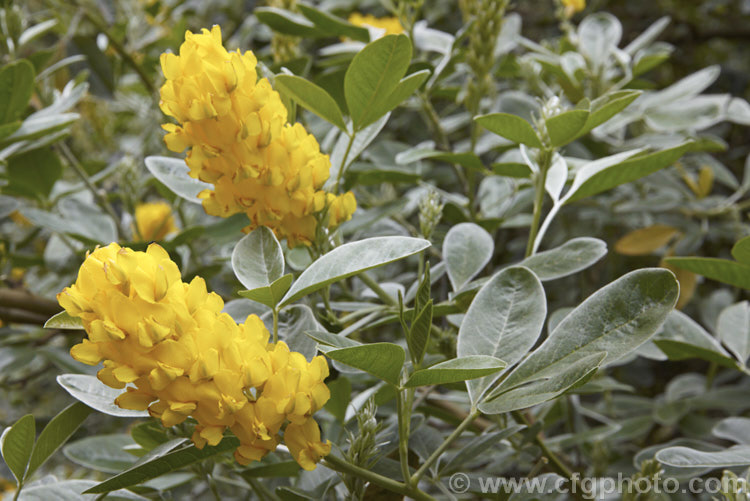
top-left (134, 201), bottom-right (178, 241)
top-left (348, 13), bottom-right (404, 36)
top-left (159, 26), bottom-right (355, 247)
top-left (58, 243), bottom-right (331, 470)
top-left (561, 0), bottom-right (585, 14)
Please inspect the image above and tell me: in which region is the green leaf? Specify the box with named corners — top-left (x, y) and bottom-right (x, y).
top-left (297, 4), bottom-right (369, 42)
top-left (713, 417), bottom-right (750, 445)
top-left (0, 414), bottom-right (35, 484)
top-left (474, 113), bottom-right (542, 148)
top-left (545, 109), bottom-right (589, 147)
top-left (414, 261), bottom-right (431, 315)
top-left (545, 152), bottom-right (567, 202)
top-left (663, 257), bottom-right (750, 290)
top-left (26, 402), bottom-right (92, 479)
top-left (654, 310), bottom-right (738, 368)
top-left (407, 300), bottom-right (433, 365)
top-left (0, 120), bottom-right (21, 140)
top-left (327, 113), bottom-right (390, 185)
top-left (20, 479), bottom-right (148, 500)
top-left (519, 237), bottom-right (607, 281)
top-left (59, 197), bottom-right (117, 245)
top-left (731, 236), bottom-right (750, 265)
top-left (405, 355), bottom-right (507, 387)
top-left (399, 149), bottom-right (484, 171)
top-left (130, 421), bottom-right (169, 450)
top-left (241, 460), bottom-right (301, 478)
top-left (457, 267), bottom-right (547, 405)
top-left (439, 425), bottom-right (526, 474)
top-left (375, 69), bottom-right (430, 120)
top-left (231, 227), bottom-right (284, 290)
top-left (656, 446), bottom-right (750, 470)
top-left (488, 269), bottom-right (678, 409)
top-left (0, 59), bottom-right (35, 124)
top-left (633, 45), bottom-right (672, 77)
top-left (324, 378), bottom-right (351, 423)
top-left (280, 236), bottom-right (430, 306)
top-left (718, 301), bottom-right (750, 365)
top-left (443, 222), bottom-right (494, 291)
top-left (306, 330), bottom-right (360, 349)
top-left (63, 434), bottom-right (137, 473)
top-left (277, 305), bottom-right (321, 360)
top-left (274, 75), bottom-right (346, 130)
top-left (323, 343), bottom-right (405, 386)
top-left (344, 34), bottom-right (412, 130)
top-left (254, 7), bottom-right (326, 38)
top-left (84, 437), bottom-right (240, 494)
top-left (44, 311), bottom-right (83, 330)
top-left (491, 162), bottom-right (532, 178)
top-left (578, 13), bottom-right (622, 70)
top-left (5, 147), bottom-right (62, 199)
top-left (144, 156), bottom-right (212, 204)
top-left (564, 143), bottom-right (691, 204)
top-left (0, 112), bottom-right (77, 148)
top-left (480, 352), bottom-right (606, 414)
top-left (57, 374), bottom-right (149, 418)
top-left (18, 19), bottom-right (58, 47)
top-left (238, 274), bottom-right (293, 310)
top-left (575, 90), bottom-right (640, 137)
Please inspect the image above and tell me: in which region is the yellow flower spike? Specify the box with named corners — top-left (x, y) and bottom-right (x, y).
top-left (159, 25), bottom-right (355, 247)
top-left (60, 242), bottom-right (331, 470)
top-left (134, 202), bottom-right (178, 241)
top-left (348, 13), bottom-right (404, 36)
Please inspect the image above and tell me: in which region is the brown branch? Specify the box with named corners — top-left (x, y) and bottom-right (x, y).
top-left (424, 397), bottom-right (493, 432)
top-left (0, 307), bottom-right (51, 325)
top-left (0, 289), bottom-right (62, 316)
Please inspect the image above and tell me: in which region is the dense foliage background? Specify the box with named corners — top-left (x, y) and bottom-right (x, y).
top-left (2, 0), bottom-right (750, 499)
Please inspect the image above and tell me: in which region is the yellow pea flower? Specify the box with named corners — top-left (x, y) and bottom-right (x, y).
top-left (284, 418), bottom-right (332, 471)
top-left (326, 191), bottom-right (357, 228)
top-left (348, 13), bottom-right (404, 36)
top-left (134, 201), bottom-right (178, 241)
top-left (159, 26), bottom-right (356, 247)
top-left (59, 243), bottom-right (331, 469)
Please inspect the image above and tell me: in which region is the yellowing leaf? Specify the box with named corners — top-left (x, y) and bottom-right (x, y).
top-left (696, 165), bottom-right (714, 198)
top-left (614, 225), bottom-right (680, 256)
top-left (661, 259), bottom-right (697, 309)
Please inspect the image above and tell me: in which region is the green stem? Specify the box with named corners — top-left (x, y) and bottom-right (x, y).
top-left (512, 410), bottom-right (588, 500)
top-left (419, 95), bottom-right (471, 197)
top-left (705, 362), bottom-right (718, 390)
top-left (397, 389), bottom-right (413, 488)
top-left (58, 143), bottom-right (127, 240)
top-left (12, 483), bottom-right (21, 501)
top-left (334, 133), bottom-right (356, 194)
top-left (419, 94), bottom-right (450, 151)
top-left (245, 476), bottom-right (281, 501)
top-left (79, 8), bottom-right (155, 93)
top-left (206, 473), bottom-right (221, 501)
top-left (324, 454), bottom-right (436, 501)
top-left (272, 307), bottom-right (279, 344)
top-left (411, 408), bottom-right (480, 484)
top-left (359, 272), bottom-right (396, 307)
top-left (525, 149), bottom-right (553, 258)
